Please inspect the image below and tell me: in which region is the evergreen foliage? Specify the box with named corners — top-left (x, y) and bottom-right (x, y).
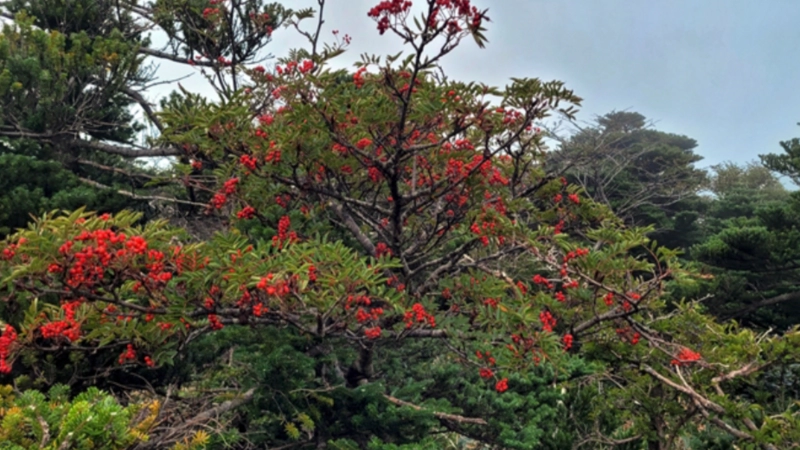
top-left (0, 1), bottom-right (799, 449)
top-left (550, 111), bottom-right (707, 251)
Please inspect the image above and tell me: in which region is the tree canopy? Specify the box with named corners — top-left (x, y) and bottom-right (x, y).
top-left (0, 1), bottom-right (799, 450)
top-left (548, 111), bottom-right (708, 251)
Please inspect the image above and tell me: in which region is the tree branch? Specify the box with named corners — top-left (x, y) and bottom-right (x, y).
top-left (722, 291), bottom-right (800, 321)
top-left (122, 87), bottom-right (164, 132)
top-left (77, 177), bottom-right (208, 207)
top-left (641, 365), bottom-right (758, 443)
top-left (331, 201), bottom-right (376, 256)
top-left (383, 394), bottom-right (487, 425)
top-left (79, 140), bottom-right (183, 157)
top-left (138, 46), bottom-right (216, 67)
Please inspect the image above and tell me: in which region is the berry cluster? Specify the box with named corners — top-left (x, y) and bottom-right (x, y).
top-left (367, 1), bottom-right (412, 34)
top-left (0, 325), bottom-right (17, 373)
top-left (539, 311), bottom-right (556, 333)
top-left (272, 215), bottom-right (298, 248)
top-left (210, 177), bottom-right (240, 209)
top-left (404, 303), bottom-right (436, 328)
top-left (671, 347), bottom-right (701, 366)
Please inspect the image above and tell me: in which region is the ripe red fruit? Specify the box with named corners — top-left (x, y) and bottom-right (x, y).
top-left (495, 378), bottom-right (508, 393)
top-left (563, 333), bottom-right (573, 350)
top-left (364, 326), bottom-right (382, 339)
top-left (671, 348), bottom-right (701, 366)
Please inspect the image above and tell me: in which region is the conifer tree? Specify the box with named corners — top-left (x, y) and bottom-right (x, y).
top-left (549, 111), bottom-right (707, 251)
top-left (0, 2), bottom-right (799, 449)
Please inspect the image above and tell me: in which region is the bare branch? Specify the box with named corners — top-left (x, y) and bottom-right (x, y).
top-left (122, 86), bottom-right (164, 132)
top-left (79, 140), bottom-right (183, 157)
top-left (711, 362), bottom-right (766, 393)
top-left (138, 47), bottom-right (216, 67)
top-left (722, 291), bottom-right (800, 321)
top-left (383, 394), bottom-right (488, 425)
top-left (76, 159), bottom-right (156, 180)
top-left (77, 177), bottom-right (207, 207)
top-left (331, 201), bottom-right (376, 256)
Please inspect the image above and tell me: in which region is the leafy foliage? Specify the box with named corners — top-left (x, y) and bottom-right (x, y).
top-left (0, 384), bottom-right (156, 449)
top-left (0, 1), bottom-right (799, 449)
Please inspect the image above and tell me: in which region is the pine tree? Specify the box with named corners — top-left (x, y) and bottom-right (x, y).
top-left (549, 111), bottom-right (708, 251)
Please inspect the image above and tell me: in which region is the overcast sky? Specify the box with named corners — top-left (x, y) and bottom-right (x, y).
top-left (157, 0), bottom-right (800, 169)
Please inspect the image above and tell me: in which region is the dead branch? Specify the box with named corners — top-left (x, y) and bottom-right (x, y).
top-left (80, 140), bottom-right (183, 157)
top-left (77, 177), bottom-right (208, 207)
top-left (383, 394), bottom-right (488, 425)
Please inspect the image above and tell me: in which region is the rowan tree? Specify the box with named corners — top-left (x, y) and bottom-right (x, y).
top-left (0, 1), bottom-right (798, 449)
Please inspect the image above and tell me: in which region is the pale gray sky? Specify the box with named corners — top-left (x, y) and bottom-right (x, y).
top-left (152, 0), bottom-right (800, 169)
